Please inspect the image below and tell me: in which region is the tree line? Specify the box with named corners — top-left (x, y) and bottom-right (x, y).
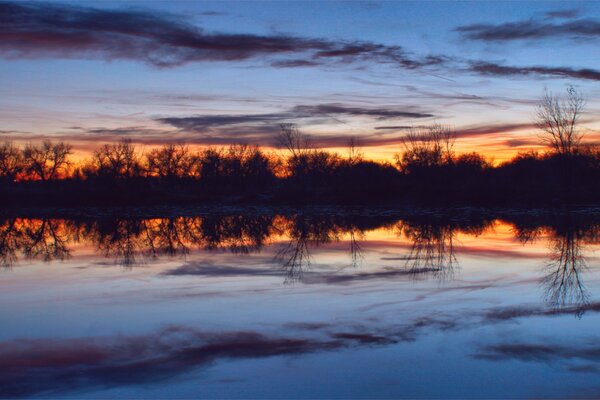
top-left (0, 86), bottom-right (597, 206)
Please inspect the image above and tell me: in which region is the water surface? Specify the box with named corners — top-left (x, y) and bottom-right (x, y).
top-left (1, 210), bottom-right (600, 398)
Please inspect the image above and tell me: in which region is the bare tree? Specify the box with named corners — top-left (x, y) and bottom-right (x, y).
top-left (0, 142), bottom-right (24, 182)
top-left (536, 86), bottom-right (585, 156)
top-left (23, 140), bottom-right (72, 181)
top-left (278, 123), bottom-right (311, 158)
top-left (347, 136), bottom-right (363, 165)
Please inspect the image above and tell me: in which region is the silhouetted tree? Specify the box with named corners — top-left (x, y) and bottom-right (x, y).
top-left (90, 140), bottom-right (143, 179)
top-left (23, 140), bottom-right (72, 181)
top-left (0, 142), bottom-right (24, 183)
top-left (536, 86), bottom-right (584, 156)
top-left (199, 148), bottom-right (223, 185)
top-left (146, 144), bottom-right (199, 179)
top-left (347, 136), bottom-right (363, 165)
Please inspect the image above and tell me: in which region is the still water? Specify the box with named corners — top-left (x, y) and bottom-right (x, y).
top-left (1, 208), bottom-right (600, 398)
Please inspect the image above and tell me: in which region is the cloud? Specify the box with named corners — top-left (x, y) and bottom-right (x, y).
top-left (455, 122), bottom-right (536, 138)
top-left (0, 2), bottom-right (442, 69)
top-left (456, 17), bottom-right (600, 42)
top-left (156, 103), bottom-right (433, 132)
top-left (150, 103), bottom-right (434, 147)
top-left (60, 118), bottom-right (537, 150)
top-left (291, 104), bottom-right (433, 119)
top-left (200, 11), bottom-right (228, 17)
top-left (544, 9), bottom-right (580, 20)
top-left (469, 62), bottom-right (600, 81)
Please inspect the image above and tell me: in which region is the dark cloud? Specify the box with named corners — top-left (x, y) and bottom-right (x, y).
top-left (457, 18), bottom-right (600, 42)
top-left (291, 104), bottom-right (433, 119)
top-left (271, 59), bottom-right (321, 68)
top-left (156, 103), bottom-right (433, 132)
top-left (330, 332), bottom-right (393, 344)
top-left (0, 2), bottom-right (441, 69)
top-left (469, 62), bottom-right (600, 81)
top-left (200, 11), bottom-right (228, 17)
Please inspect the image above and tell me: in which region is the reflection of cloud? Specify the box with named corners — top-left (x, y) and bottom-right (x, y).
top-left (0, 326), bottom-right (342, 397)
top-left (161, 261), bottom-right (278, 277)
top-left (474, 342), bottom-right (600, 365)
top-left (0, 312), bottom-right (472, 397)
top-left (545, 9), bottom-right (580, 20)
top-left (484, 302), bottom-right (600, 322)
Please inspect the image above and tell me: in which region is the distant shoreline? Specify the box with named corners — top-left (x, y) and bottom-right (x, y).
top-left (3, 203), bottom-right (600, 219)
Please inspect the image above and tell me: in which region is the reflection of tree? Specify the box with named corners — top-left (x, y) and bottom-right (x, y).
top-left (199, 215), bottom-right (273, 254)
top-left (0, 219), bottom-right (23, 268)
top-left (542, 228), bottom-right (590, 316)
top-left (349, 229), bottom-right (365, 269)
top-left (90, 219), bottom-right (148, 268)
top-left (20, 219), bottom-right (71, 262)
top-left (275, 215), bottom-right (344, 284)
top-left (276, 233), bottom-right (312, 284)
top-left (398, 222), bottom-right (458, 281)
top-left (512, 218), bottom-right (596, 317)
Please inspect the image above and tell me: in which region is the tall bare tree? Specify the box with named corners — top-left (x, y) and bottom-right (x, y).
top-left (347, 136), bottom-right (363, 165)
top-left (278, 123), bottom-right (311, 158)
top-left (536, 86), bottom-right (585, 156)
top-left (23, 140), bottom-right (72, 181)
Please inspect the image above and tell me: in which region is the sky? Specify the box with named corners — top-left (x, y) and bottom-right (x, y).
top-left (1, 0), bottom-right (599, 162)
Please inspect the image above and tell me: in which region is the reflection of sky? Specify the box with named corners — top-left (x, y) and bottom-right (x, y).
top-left (2, 219), bottom-right (600, 397)
top-left (1, 1), bottom-right (600, 162)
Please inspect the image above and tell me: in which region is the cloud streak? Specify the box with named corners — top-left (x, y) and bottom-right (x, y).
top-left (469, 62), bottom-right (600, 81)
top-left (156, 103), bottom-right (433, 132)
top-left (457, 18), bottom-right (600, 42)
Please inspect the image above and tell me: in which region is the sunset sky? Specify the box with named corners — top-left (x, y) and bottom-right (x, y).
top-left (1, 0), bottom-right (599, 162)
